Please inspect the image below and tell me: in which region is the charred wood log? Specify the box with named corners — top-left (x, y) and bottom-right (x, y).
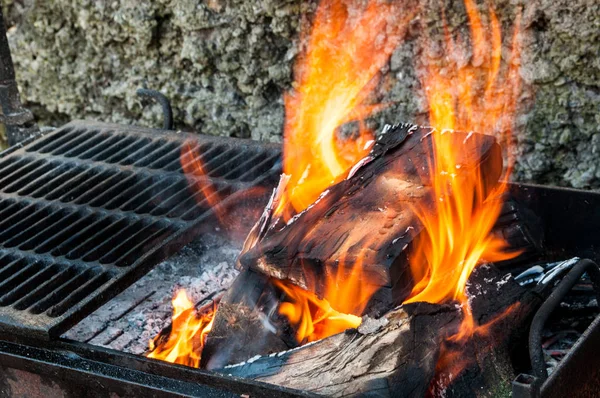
top-left (428, 264), bottom-right (546, 397)
top-left (219, 302), bottom-right (460, 397)
top-left (239, 123), bottom-right (503, 315)
top-left (201, 269), bottom-right (291, 369)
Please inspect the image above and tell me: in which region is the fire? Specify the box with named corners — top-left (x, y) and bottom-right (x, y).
top-left (156, 0), bottom-right (525, 367)
top-left (147, 290), bottom-right (215, 368)
top-left (430, 302), bottom-right (521, 394)
top-left (273, 250), bottom-right (378, 342)
top-left (180, 141), bottom-right (224, 222)
top-left (404, 0), bottom-right (523, 335)
top-left (279, 0), bottom-right (414, 216)
top-left (274, 280), bottom-right (362, 343)
top-left (180, 141), bottom-right (223, 220)
top-left (269, 0), bottom-right (414, 342)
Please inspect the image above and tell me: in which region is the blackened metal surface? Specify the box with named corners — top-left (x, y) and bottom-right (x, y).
top-left (0, 120), bottom-right (281, 338)
top-left (528, 259), bottom-right (600, 379)
top-left (509, 183), bottom-right (600, 262)
top-left (0, 337), bottom-right (312, 398)
top-left (541, 313), bottom-right (600, 398)
top-left (0, 7), bottom-right (38, 146)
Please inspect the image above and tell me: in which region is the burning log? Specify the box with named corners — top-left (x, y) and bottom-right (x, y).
top-left (220, 302), bottom-right (460, 397)
top-left (238, 123), bottom-right (503, 314)
top-left (200, 269), bottom-right (290, 369)
top-left (216, 264), bottom-right (543, 397)
top-left (201, 123), bottom-right (505, 368)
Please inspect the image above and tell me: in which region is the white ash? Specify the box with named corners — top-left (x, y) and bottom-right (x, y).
top-left (358, 315), bottom-right (389, 334)
top-left (63, 233), bottom-right (241, 355)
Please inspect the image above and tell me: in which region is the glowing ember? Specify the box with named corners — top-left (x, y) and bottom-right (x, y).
top-left (147, 290), bottom-right (215, 368)
top-left (404, 0), bottom-right (523, 335)
top-left (278, 0), bottom-right (414, 217)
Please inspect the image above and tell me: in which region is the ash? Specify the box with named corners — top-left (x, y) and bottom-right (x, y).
top-left (63, 233), bottom-right (241, 355)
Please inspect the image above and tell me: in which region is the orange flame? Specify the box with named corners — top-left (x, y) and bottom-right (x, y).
top-left (270, 0), bottom-right (414, 342)
top-left (430, 302), bottom-right (521, 394)
top-left (147, 290), bottom-right (215, 368)
top-left (180, 141), bottom-right (225, 222)
top-left (273, 250), bottom-right (378, 342)
top-left (403, 1), bottom-right (523, 335)
top-left (279, 0), bottom-right (414, 216)
top-left (274, 280), bottom-right (362, 343)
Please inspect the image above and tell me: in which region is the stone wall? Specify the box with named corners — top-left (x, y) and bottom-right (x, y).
top-left (3, 0), bottom-right (599, 188)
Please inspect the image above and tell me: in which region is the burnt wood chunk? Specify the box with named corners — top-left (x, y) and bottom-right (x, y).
top-left (201, 269), bottom-right (290, 370)
top-left (239, 124), bottom-right (503, 314)
top-left (219, 302), bottom-right (459, 397)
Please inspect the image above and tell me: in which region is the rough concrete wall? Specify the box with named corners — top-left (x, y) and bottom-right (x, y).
top-left (3, 0), bottom-right (600, 188)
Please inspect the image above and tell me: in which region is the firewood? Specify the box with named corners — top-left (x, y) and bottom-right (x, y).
top-left (201, 269), bottom-right (291, 369)
top-left (219, 302), bottom-right (460, 397)
top-left (238, 124), bottom-right (502, 315)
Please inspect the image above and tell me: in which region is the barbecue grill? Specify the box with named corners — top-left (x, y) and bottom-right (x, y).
top-left (0, 5), bottom-right (599, 398)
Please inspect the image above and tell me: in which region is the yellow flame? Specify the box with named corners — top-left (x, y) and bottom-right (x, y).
top-left (147, 290), bottom-right (215, 368)
top-left (403, 1), bottom-right (523, 335)
top-left (279, 0), bottom-right (414, 216)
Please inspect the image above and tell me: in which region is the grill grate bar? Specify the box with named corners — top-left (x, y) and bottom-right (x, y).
top-left (28, 128), bottom-right (77, 153)
top-left (222, 151), bottom-right (266, 180)
top-left (114, 223), bottom-right (178, 267)
top-left (3, 160), bottom-right (63, 193)
top-left (0, 121), bottom-right (282, 337)
top-left (90, 136), bottom-right (138, 162)
top-left (19, 209), bottom-right (83, 252)
top-left (0, 192), bottom-right (186, 234)
top-left (132, 141), bottom-right (180, 168)
top-left (28, 267), bottom-right (97, 315)
top-left (77, 133), bottom-right (124, 160)
top-left (0, 158), bottom-right (46, 190)
top-left (118, 139), bottom-right (166, 166)
top-left (12, 163), bottom-right (72, 196)
top-left (146, 143), bottom-right (189, 170)
top-left (3, 207), bottom-right (69, 249)
top-left (48, 130), bottom-right (96, 156)
top-left (238, 152), bottom-right (281, 183)
top-left (13, 264), bottom-right (77, 311)
top-left (47, 270), bottom-right (113, 317)
top-left (129, 178), bottom-right (185, 214)
top-left (0, 263), bottom-right (60, 307)
top-left (66, 216), bottom-right (129, 260)
top-left (22, 165), bottom-right (88, 198)
top-left (61, 133), bottom-right (111, 158)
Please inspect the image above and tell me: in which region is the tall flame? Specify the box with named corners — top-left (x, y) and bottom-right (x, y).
top-left (271, 0), bottom-right (414, 343)
top-left (280, 0), bottom-right (414, 216)
top-left (147, 290), bottom-right (215, 368)
top-left (404, 0), bottom-right (523, 336)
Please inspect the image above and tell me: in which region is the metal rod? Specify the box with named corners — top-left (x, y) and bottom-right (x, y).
top-left (136, 88), bottom-right (173, 130)
top-left (529, 258), bottom-right (600, 380)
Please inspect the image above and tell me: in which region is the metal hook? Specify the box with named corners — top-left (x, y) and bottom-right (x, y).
top-left (136, 88), bottom-right (174, 131)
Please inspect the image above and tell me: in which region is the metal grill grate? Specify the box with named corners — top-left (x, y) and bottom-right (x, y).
top-left (0, 121), bottom-right (281, 338)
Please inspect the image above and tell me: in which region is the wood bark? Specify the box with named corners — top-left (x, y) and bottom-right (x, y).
top-left (219, 302), bottom-right (460, 397)
top-left (239, 123), bottom-right (502, 315)
top-left (201, 269), bottom-right (292, 369)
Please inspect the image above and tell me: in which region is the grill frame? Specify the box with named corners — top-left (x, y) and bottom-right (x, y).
top-left (0, 120), bottom-right (281, 338)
